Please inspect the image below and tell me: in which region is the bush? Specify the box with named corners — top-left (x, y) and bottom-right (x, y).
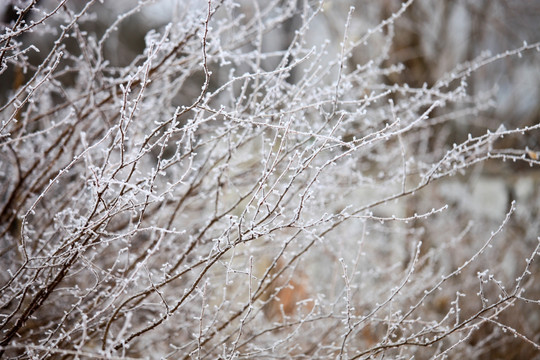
top-left (1, 0), bottom-right (539, 359)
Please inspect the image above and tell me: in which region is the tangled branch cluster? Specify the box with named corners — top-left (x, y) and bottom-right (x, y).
top-left (1, 0), bottom-right (539, 359)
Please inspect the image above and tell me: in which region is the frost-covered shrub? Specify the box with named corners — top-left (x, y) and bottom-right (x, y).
top-left (1, 0), bottom-right (539, 359)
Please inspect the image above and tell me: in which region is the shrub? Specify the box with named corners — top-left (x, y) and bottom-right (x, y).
top-left (1, 0), bottom-right (539, 359)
